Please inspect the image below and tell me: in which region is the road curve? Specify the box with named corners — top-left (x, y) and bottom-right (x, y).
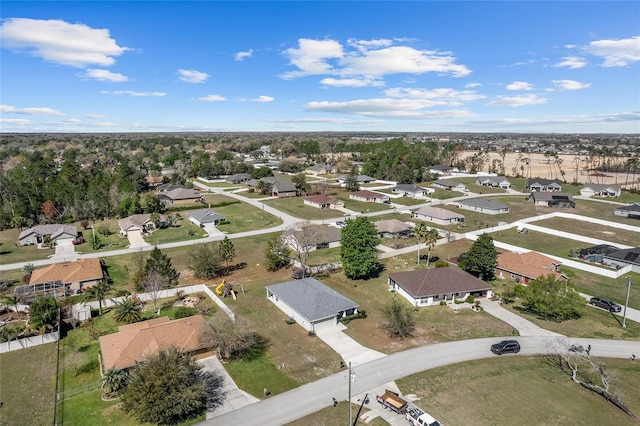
top-left (199, 336), bottom-right (640, 426)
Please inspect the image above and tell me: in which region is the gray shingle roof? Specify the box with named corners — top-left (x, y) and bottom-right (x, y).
top-left (266, 278), bottom-right (359, 322)
top-left (459, 198), bottom-right (509, 210)
top-left (616, 204), bottom-right (640, 213)
top-left (188, 209), bottom-right (227, 224)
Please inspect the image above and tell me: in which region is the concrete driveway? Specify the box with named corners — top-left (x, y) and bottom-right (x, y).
top-left (126, 230), bottom-right (150, 248)
top-left (315, 323), bottom-right (386, 367)
top-left (51, 239), bottom-right (77, 259)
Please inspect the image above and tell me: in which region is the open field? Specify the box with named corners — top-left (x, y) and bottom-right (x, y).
top-left (0, 343), bottom-right (57, 426)
top-left (532, 216), bottom-right (640, 247)
top-left (397, 355), bottom-right (640, 426)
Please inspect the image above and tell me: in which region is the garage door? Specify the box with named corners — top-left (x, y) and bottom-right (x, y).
top-left (312, 317), bottom-right (336, 332)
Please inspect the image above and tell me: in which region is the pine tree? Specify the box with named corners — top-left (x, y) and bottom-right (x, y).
top-left (145, 246), bottom-right (180, 287)
top-left (340, 216), bottom-right (380, 279)
top-left (219, 236), bottom-right (236, 274)
top-left (264, 234), bottom-right (291, 271)
top-left (459, 233), bottom-right (497, 281)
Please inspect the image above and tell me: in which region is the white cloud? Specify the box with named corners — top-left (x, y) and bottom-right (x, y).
top-left (554, 56), bottom-right (587, 69)
top-left (305, 98), bottom-right (475, 119)
top-left (465, 82), bottom-right (482, 88)
top-left (234, 49), bottom-right (253, 61)
top-left (487, 94), bottom-right (548, 107)
top-left (102, 90), bottom-right (166, 97)
top-left (506, 81), bottom-right (534, 91)
top-left (469, 111), bottom-right (640, 127)
top-left (265, 117), bottom-right (382, 125)
top-left (384, 87), bottom-right (485, 106)
top-left (1, 104), bottom-right (65, 116)
top-left (0, 18), bottom-right (128, 67)
top-left (253, 95), bottom-right (274, 103)
top-left (586, 36), bottom-right (640, 67)
top-left (281, 38), bottom-right (471, 80)
top-left (198, 94), bottom-right (226, 102)
top-left (85, 113), bottom-right (106, 119)
top-left (0, 118), bottom-right (33, 126)
top-left (83, 69), bottom-right (128, 82)
top-left (62, 118), bottom-right (82, 124)
top-left (552, 79), bottom-right (591, 90)
top-left (178, 69), bottom-right (209, 83)
top-left (320, 77), bottom-right (384, 87)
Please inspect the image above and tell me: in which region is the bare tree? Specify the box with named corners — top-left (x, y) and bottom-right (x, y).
top-left (142, 270), bottom-right (165, 315)
top-left (549, 340), bottom-right (635, 419)
top-left (284, 221), bottom-right (323, 277)
top-left (203, 311), bottom-right (266, 361)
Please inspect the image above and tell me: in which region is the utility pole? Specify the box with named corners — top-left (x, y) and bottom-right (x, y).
top-left (622, 277), bottom-right (631, 328)
top-left (348, 361), bottom-right (354, 426)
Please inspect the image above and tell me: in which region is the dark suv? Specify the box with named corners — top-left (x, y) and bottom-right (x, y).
top-left (589, 297), bottom-right (622, 313)
top-left (491, 340), bottom-right (521, 355)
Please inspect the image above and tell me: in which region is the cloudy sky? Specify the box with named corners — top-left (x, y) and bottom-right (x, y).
top-left (1, 1), bottom-right (639, 133)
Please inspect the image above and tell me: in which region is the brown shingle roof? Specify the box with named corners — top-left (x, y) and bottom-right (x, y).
top-left (29, 258), bottom-right (103, 285)
top-left (388, 267), bottom-right (491, 298)
top-left (496, 252), bottom-right (565, 281)
top-left (350, 190), bottom-right (387, 199)
top-left (99, 315), bottom-right (210, 370)
top-left (305, 195), bottom-right (341, 205)
top-left (375, 219), bottom-right (411, 234)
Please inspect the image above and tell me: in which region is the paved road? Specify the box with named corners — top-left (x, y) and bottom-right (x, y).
top-left (199, 336), bottom-right (640, 426)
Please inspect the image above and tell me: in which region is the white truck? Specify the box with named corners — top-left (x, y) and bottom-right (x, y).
top-left (406, 403), bottom-right (442, 426)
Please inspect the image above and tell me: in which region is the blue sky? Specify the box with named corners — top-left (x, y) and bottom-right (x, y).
top-left (1, 1), bottom-right (639, 133)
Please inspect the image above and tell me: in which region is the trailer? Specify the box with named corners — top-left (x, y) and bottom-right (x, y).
top-left (376, 389), bottom-right (408, 414)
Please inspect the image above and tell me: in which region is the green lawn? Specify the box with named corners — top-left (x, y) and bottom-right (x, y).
top-left (264, 197), bottom-right (346, 220)
top-left (397, 356), bottom-right (640, 426)
top-left (532, 216), bottom-right (640, 247)
top-left (0, 343), bottom-right (57, 426)
top-left (334, 194), bottom-right (394, 214)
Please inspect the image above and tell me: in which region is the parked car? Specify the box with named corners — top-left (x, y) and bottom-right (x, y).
top-left (491, 340), bottom-right (521, 355)
top-left (335, 221), bottom-right (346, 228)
top-left (589, 297), bottom-right (622, 313)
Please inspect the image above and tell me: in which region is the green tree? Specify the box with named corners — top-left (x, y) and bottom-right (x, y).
top-left (145, 246), bottom-right (180, 288)
top-left (459, 233), bottom-right (497, 281)
top-left (113, 296), bottom-right (143, 324)
top-left (521, 275), bottom-right (585, 322)
top-left (264, 234), bottom-right (291, 271)
top-left (345, 175), bottom-right (359, 192)
top-left (188, 242), bottom-right (223, 279)
top-left (382, 296), bottom-right (416, 338)
top-left (101, 367), bottom-right (127, 396)
top-left (414, 224), bottom-right (439, 265)
top-left (254, 180), bottom-right (269, 195)
top-left (291, 173), bottom-right (310, 195)
top-left (121, 347), bottom-right (224, 425)
top-left (340, 216), bottom-right (381, 280)
top-left (219, 236), bottom-right (236, 274)
top-left (84, 281), bottom-right (113, 315)
top-left (251, 166), bottom-right (273, 179)
top-left (29, 295), bottom-right (58, 329)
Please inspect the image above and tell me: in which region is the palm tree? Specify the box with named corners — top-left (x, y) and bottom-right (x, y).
top-left (84, 281), bottom-right (113, 316)
top-left (113, 297), bottom-right (142, 324)
top-left (101, 367), bottom-right (127, 396)
top-left (423, 228), bottom-right (440, 266)
top-left (413, 223), bottom-right (429, 265)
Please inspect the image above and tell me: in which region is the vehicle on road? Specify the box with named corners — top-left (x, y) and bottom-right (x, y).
top-left (491, 340), bottom-right (521, 355)
top-left (335, 221), bottom-right (346, 228)
top-left (589, 297), bottom-right (622, 313)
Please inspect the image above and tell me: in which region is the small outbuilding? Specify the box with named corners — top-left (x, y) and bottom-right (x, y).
top-left (266, 278), bottom-right (359, 332)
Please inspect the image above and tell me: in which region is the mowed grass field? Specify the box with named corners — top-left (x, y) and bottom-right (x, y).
top-left (397, 356), bottom-right (640, 426)
top-left (0, 343), bottom-right (57, 426)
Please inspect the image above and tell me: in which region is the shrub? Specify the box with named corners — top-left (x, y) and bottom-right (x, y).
top-left (465, 295), bottom-right (475, 304)
top-left (434, 259), bottom-right (449, 268)
top-left (174, 306), bottom-right (198, 319)
top-left (439, 301), bottom-right (446, 306)
top-left (285, 317), bottom-right (296, 324)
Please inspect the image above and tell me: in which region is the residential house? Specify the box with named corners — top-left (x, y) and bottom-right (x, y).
top-left (604, 247), bottom-right (640, 270)
top-left (265, 278), bottom-right (359, 332)
top-left (225, 173), bottom-right (251, 184)
top-left (526, 178), bottom-right (562, 192)
top-left (580, 183), bottom-right (622, 198)
top-left (246, 177), bottom-right (298, 198)
top-left (337, 175), bottom-right (375, 186)
top-left (475, 176), bottom-right (511, 189)
top-left (496, 251), bottom-right (567, 284)
top-left (188, 209), bottom-right (227, 226)
top-left (527, 191), bottom-right (575, 208)
top-left (99, 315), bottom-right (210, 371)
top-left (18, 224), bottom-right (79, 247)
top-left (428, 164), bottom-right (455, 175)
top-left (305, 163), bottom-right (334, 176)
top-left (374, 219), bottom-right (413, 239)
top-left (155, 186), bottom-right (203, 206)
top-left (432, 179), bottom-right (467, 192)
top-left (118, 214), bottom-right (156, 237)
top-left (458, 198), bottom-right (510, 215)
top-left (15, 258), bottom-right (104, 302)
top-left (349, 190), bottom-right (390, 204)
top-left (614, 204), bottom-right (640, 219)
top-left (392, 184), bottom-right (435, 198)
top-left (304, 195), bottom-right (344, 209)
top-left (387, 267), bottom-right (493, 307)
top-left (285, 225), bottom-right (341, 252)
top-left (412, 206), bottom-right (465, 226)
